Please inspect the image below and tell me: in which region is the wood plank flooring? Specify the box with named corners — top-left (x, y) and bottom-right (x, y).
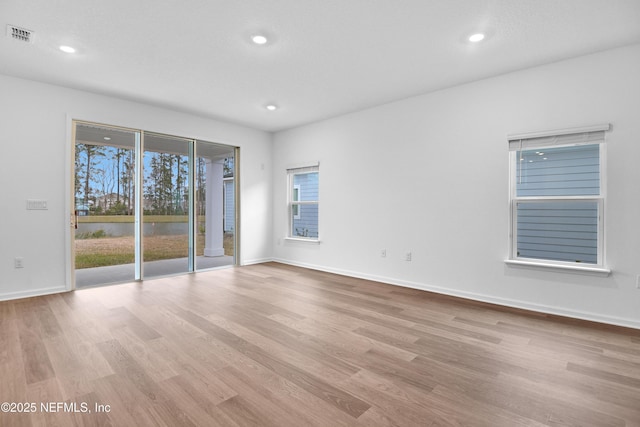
top-left (1, 262), bottom-right (639, 426)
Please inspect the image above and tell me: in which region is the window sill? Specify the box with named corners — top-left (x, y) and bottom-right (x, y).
top-left (284, 237), bottom-right (321, 244)
top-left (504, 259), bottom-right (611, 276)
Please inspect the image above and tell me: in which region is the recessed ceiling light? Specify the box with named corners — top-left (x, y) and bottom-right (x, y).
top-left (59, 45), bottom-right (76, 53)
top-left (103, 137), bottom-right (111, 141)
top-left (468, 33), bottom-right (485, 43)
top-left (265, 104), bottom-right (278, 111)
top-left (252, 35), bottom-right (268, 45)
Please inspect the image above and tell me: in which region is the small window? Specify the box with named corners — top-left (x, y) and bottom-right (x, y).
top-left (508, 125), bottom-right (609, 269)
top-left (287, 165), bottom-right (319, 240)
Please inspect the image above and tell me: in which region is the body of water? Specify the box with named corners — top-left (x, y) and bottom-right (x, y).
top-left (77, 222), bottom-right (188, 237)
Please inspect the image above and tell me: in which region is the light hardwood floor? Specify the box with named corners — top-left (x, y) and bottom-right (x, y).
top-left (1, 262), bottom-right (639, 426)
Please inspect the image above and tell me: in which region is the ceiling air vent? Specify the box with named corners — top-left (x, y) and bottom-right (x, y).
top-left (7, 25), bottom-right (34, 43)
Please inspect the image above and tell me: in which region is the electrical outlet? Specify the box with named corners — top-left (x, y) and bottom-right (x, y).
top-left (14, 257), bottom-right (24, 268)
top-left (405, 251), bottom-right (412, 262)
top-left (380, 249), bottom-right (386, 258)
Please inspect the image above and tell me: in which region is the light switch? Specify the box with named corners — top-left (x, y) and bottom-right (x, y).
top-left (26, 199), bottom-right (48, 210)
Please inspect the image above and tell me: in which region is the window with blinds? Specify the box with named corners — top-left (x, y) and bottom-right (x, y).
top-left (508, 125), bottom-right (608, 267)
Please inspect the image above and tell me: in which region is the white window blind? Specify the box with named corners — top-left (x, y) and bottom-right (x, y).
top-left (508, 128), bottom-right (606, 151)
top-left (286, 164), bottom-right (319, 174)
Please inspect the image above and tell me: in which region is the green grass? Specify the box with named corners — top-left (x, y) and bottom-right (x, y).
top-left (75, 233), bottom-right (234, 269)
top-left (75, 253), bottom-right (135, 269)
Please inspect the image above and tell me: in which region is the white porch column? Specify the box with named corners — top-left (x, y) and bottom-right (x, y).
top-left (204, 159), bottom-right (225, 257)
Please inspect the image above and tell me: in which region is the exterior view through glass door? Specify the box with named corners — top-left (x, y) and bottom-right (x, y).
top-left (72, 121), bottom-right (236, 288)
top-left (142, 133), bottom-right (192, 279)
top-left (195, 141), bottom-right (236, 270)
top-left (74, 123), bottom-right (138, 287)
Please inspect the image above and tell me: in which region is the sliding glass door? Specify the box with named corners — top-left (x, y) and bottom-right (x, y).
top-left (71, 121), bottom-right (237, 288)
top-left (142, 133), bottom-right (192, 279)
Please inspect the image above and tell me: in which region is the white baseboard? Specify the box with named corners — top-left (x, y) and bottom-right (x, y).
top-left (242, 257), bottom-right (275, 266)
top-left (0, 286), bottom-right (69, 302)
top-left (271, 258), bottom-right (640, 330)
top-left (3, 259), bottom-right (638, 330)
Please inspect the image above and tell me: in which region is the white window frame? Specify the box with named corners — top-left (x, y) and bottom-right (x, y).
top-left (292, 184), bottom-right (301, 220)
top-left (506, 125), bottom-right (610, 274)
top-left (286, 164), bottom-right (319, 242)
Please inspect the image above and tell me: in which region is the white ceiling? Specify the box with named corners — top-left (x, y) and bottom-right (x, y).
top-left (1, 0), bottom-right (639, 132)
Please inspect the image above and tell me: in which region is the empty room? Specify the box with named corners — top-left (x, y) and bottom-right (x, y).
top-left (1, 1), bottom-right (639, 426)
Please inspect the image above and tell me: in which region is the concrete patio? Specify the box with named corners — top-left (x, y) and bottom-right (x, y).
top-left (75, 255), bottom-right (234, 288)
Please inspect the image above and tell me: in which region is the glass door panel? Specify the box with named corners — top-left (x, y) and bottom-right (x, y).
top-left (142, 133), bottom-right (191, 278)
top-left (74, 123), bottom-right (137, 287)
top-left (195, 142), bottom-right (235, 270)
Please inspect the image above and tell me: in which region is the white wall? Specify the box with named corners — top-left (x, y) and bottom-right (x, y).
top-left (272, 44), bottom-right (640, 329)
top-left (0, 74), bottom-right (273, 300)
